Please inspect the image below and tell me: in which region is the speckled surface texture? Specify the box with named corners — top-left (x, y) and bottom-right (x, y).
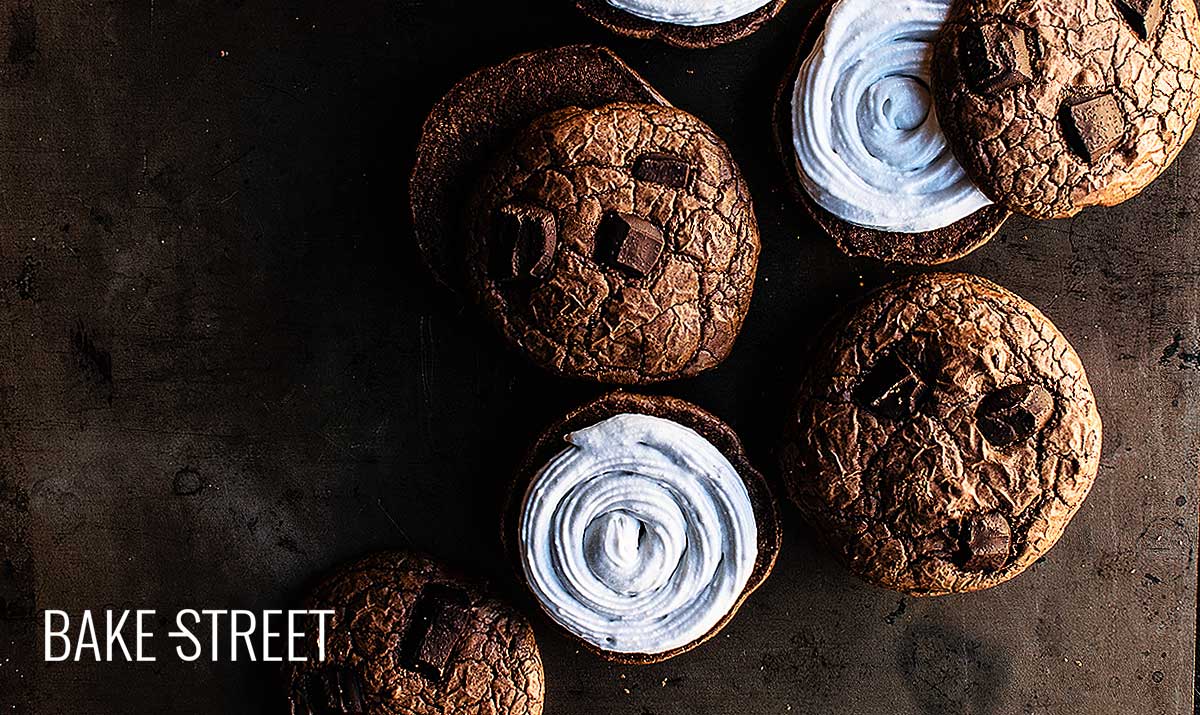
top-left (468, 103), bottom-right (759, 383)
top-left (934, 0), bottom-right (1200, 219)
top-left (782, 273), bottom-right (1102, 596)
top-left (0, 0), bottom-right (1196, 713)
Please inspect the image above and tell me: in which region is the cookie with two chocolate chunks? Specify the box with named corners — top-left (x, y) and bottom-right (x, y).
top-left (575, 0), bottom-right (790, 49)
top-left (781, 273), bottom-right (1102, 596)
top-left (934, 0), bottom-right (1200, 218)
top-left (772, 0), bottom-right (1010, 265)
top-left (285, 552), bottom-right (544, 715)
top-left (468, 102), bottom-right (759, 384)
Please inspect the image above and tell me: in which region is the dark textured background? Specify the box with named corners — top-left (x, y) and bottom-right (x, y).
top-left (0, 0), bottom-right (1196, 713)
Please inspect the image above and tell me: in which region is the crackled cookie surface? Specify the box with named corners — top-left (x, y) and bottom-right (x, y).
top-left (286, 552), bottom-right (544, 715)
top-left (934, 0), bottom-right (1200, 218)
top-left (468, 103), bottom-right (759, 384)
top-left (782, 273), bottom-right (1101, 595)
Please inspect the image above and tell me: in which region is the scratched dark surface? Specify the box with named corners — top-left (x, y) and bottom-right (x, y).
top-left (0, 0), bottom-right (1196, 713)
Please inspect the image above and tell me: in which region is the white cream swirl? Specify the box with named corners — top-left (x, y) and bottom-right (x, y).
top-left (519, 413), bottom-right (757, 654)
top-left (791, 0), bottom-right (992, 232)
top-left (607, 0), bottom-right (774, 26)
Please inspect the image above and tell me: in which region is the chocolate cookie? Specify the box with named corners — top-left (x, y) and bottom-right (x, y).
top-left (285, 552), bottom-right (544, 715)
top-left (775, 0), bottom-right (1010, 265)
top-left (781, 273), bottom-right (1102, 596)
top-left (467, 102), bottom-right (759, 384)
top-left (503, 392), bottom-right (780, 664)
top-left (412, 45), bottom-right (667, 292)
top-left (933, 0), bottom-right (1200, 218)
top-left (575, 0), bottom-right (789, 48)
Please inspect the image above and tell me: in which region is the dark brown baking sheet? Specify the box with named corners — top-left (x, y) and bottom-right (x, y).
top-left (0, 0), bottom-right (1195, 713)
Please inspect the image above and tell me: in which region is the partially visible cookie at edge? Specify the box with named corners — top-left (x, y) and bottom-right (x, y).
top-left (781, 273), bottom-right (1102, 596)
top-left (467, 102), bottom-right (760, 384)
top-left (575, 0), bottom-right (789, 48)
top-left (934, 0), bottom-right (1200, 219)
top-left (773, 0), bottom-right (1010, 265)
top-left (285, 552), bottom-right (544, 715)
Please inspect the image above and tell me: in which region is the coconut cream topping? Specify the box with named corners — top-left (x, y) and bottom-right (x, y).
top-left (607, 0), bottom-right (774, 27)
top-left (519, 413), bottom-right (757, 654)
top-left (791, 0), bottom-right (992, 232)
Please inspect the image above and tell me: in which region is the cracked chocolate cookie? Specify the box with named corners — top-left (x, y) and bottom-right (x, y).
top-left (933, 0), bottom-right (1200, 218)
top-left (467, 102), bottom-right (759, 384)
top-left (503, 392), bottom-right (780, 664)
top-left (775, 0), bottom-right (1011, 265)
top-left (285, 552), bottom-right (544, 715)
top-left (413, 46), bottom-right (666, 292)
top-left (414, 46), bottom-right (759, 384)
top-left (575, 0), bottom-right (789, 48)
top-left (781, 273), bottom-right (1102, 596)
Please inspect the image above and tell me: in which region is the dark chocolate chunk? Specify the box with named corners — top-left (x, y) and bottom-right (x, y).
top-left (977, 383), bottom-right (1054, 447)
top-left (1116, 0), bottom-right (1165, 40)
top-left (1061, 94), bottom-right (1125, 163)
top-left (957, 513), bottom-right (1012, 572)
top-left (296, 667), bottom-right (366, 715)
top-left (493, 202), bottom-right (557, 281)
top-left (854, 352), bottom-right (929, 419)
top-left (960, 22), bottom-right (1033, 94)
top-left (633, 152), bottom-right (691, 188)
top-left (597, 211), bottom-right (665, 277)
top-left (401, 584), bottom-right (472, 681)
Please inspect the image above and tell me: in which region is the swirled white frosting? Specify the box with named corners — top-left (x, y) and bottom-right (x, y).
top-left (791, 0), bottom-right (992, 232)
top-left (607, 0), bottom-right (774, 26)
top-left (519, 413), bottom-right (757, 654)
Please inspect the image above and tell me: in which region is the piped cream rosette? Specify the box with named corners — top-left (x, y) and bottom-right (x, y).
top-left (791, 0), bottom-right (993, 232)
top-left (519, 413), bottom-right (757, 655)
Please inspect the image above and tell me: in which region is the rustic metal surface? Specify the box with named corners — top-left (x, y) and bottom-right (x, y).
top-left (0, 0), bottom-right (1195, 713)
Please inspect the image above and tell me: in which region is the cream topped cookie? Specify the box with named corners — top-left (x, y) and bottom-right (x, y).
top-left (519, 413), bottom-right (757, 655)
top-left (791, 0), bottom-right (991, 233)
top-left (607, 0), bottom-right (775, 26)
top-left (505, 393), bottom-right (780, 664)
top-left (574, 0), bottom-right (789, 49)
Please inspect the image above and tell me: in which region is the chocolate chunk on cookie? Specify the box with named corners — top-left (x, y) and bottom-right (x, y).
top-left (574, 0), bottom-right (790, 49)
top-left (781, 273), bottom-right (1102, 596)
top-left (957, 512), bottom-right (1012, 573)
top-left (1061, 93), bottom-right (1126, 164)
top-left (494, 202), bottom-right (557, 281)
top-left (976, 382), bottom-right (1054, 447)
top-left (960, 21), bottom-right (1033, 94)
top-left (934, 0), bottom-right (1200, 219)
top-left (598, 212), bottom-right (665, 277)
top-left (468, 103), bottom-right (759, 384)
top-left (1117, 0), bottom-right (1166, 40)
top-left (285, 552), bottom-right (544, 715)
top-left (633, 152), bottom-right (692, 188)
